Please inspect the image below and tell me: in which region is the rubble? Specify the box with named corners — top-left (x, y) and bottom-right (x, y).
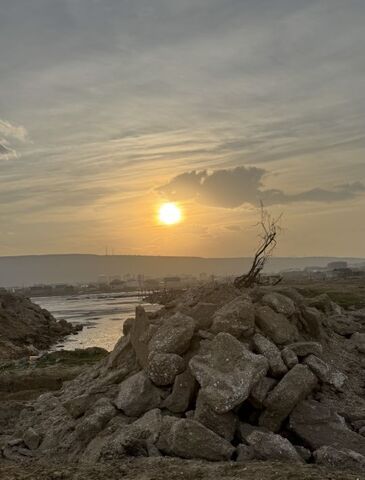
top-left (4, 283), bottom-right (365, 473)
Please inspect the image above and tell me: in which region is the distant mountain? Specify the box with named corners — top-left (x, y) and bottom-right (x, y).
top-left (0, 254), bottom-right (364, 287)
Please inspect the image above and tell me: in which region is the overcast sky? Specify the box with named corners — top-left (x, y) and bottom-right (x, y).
top-left (1, 0), bottom-right (365, 257)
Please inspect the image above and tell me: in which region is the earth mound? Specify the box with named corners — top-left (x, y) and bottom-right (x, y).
top-left (0, 290), bottom-right (81, 359)
top-left (3, 283), bottom-right (365, 472)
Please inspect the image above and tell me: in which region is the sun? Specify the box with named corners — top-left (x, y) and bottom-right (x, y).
top-left (158, 203), bottom-right (182, 225)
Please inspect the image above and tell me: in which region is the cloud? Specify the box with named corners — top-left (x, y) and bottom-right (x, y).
top-left (0, 119), bottom-right (28, 160)
top-left (158, 167), bottom-right (365, 208)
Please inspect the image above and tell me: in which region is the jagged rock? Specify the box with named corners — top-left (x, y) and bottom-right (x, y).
top-left (314, 446), bottom-right (365, 471)
top-left (237, 423), bottom-right (269, 443)
top-left (190, 302), bottom-right (218, 330)
top-left (290, 400), bottom-right (365, 455)
top-left (190, 333), bottom-right (268, 414)
top-left (307, 294), bottom-right (342, 315)
top-left (304, 355), bottom-right (346, 390)
top-left (250, 377), bottom-right (277, 408)
top-left (255, 306), bottom-right (298, 345)
top-left (261, 293), bottom-right (296, 317)
top-left (252, 334), bottom-right (288, 377)
top-left (73, 398), bottom-right (117, 445)
top-left (122, 317), bottom-right (134, 336)
top-left (259, 364), bottom-right (318, 432)
top-left (246, 430), bottom-right (303, 463)
top-left (114, 371), bottom-right (163, 416)
top-left (148, 313), bottom-right (195, 356)
top-left (236, 444), bottom-right (255, 461)
top-left (299, 305), bottom-right (323, 338)
top-left (210, 296), bottom-right (255, 338)
top-left (130, 306), bottom-right (154, 367)
top-left (351, 333), bottom-right (365, 354)
top-left (23, 427), bottom-right (41, 450)
top-left (146, 352), bottom-right (185, 386)
top-left (162, 369), bottom-right (197, 413)
top-left (281, 347), bottom-right (298, 369)
top-left (328, 315), bottom-right (361, 336)
top-left (284, 341), bottom-right (323, 358)
top-left (157, 418), bottom-right (235, 461)
top-left (194, 391), bottom-right (238, 441)
top-left (106, 334), bottom-right (139, 372)
top-left (63, 393), bottom-right (96, 419)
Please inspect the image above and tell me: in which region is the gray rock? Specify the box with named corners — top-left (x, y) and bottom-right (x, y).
top-left (236, 444), bottom-right (255, 461)
top-left (281, 347), bottom-right (298, 369)
top-left (237, 423), bottom-right (269, 443)
top-left (114, 371), bottom-right (163, 416)
top-left (259, 364), bottom-right (318, 432)
top-left (106, 334), bottom-right (139, 371)
top-left (250, 377), bottom-right (277, 408)
top-left (63, 394), bottom-right (95, 419)
top-left (295, 445), bottom-right (312, 462)
top-left (194, 391), bottom-right (238, 441)
top-left (146, 352), bottom-right (185, 386)
top-left (261, 292), bottom-right (296, 317)
top-left (299, 306), bottom-right (323, 338)
top-left (190, 333), bottom-right (268, 414)
top-left (148, 313), bottom-right (195, 356)
top-left (162, 369), bottom-right (197, 413)
top-left (304, 355), bottom-right (346, 390)
top-left (290, 400), bottom-right (365, 456)
top-left (328, 315), bottom-right (361, 336)
top-left (351, 332), bottom-right (365, 354)
top-left (314, 446), bottom-right (365, 471)
top-left (73, 398), bottom-right (117, 444)
top-left (23, 427), bottom-right (41, 450)
top-left (246, 430), bottom-right (303, 463)
top-left (130, 306), bottom-right (153, 367)
top-left (307, 294), bottom-right (342, 315)
top-left (284, 341), bottom-right (323, 358)
top-left (122, 317), bottom-right (134, 336)
top-left (157, 418), bottom-right (235, 461)
top-left (211, 296), bottom-right (255, 338)
top-left (255, 306), bottom-right (298, 345)
top-left (190, 302), bottom-right (218, 330)
top-left (253, 334), bottom-right (288, 377)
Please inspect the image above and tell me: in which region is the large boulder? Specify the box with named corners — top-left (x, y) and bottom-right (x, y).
top-left (289, 400), bottom-right (365, 456)
top-left (162, 369), bottom-right (197, 413)
top-left (259, 364), bottom-right (318, 432)
top-left (246, 430), bottom-right (303, 464)
top-left (190, 302), bottom-right (218, 330)
top-left (130, 306), bottom-right (155, 367)
top-left (328, 315), bottom-right (361, 337)
top-left (255, 306), bottom-right (298, 345)
top-left (249, 377), bottom-right (277, 408)
top-left (210, 296), bottom-right (255, 338)
top-left (284, 341), bottom-right (323, 358)
top-left (307, 294), bottom-right (342, 315)
top-left (304, 355), bottom-right (346, 390)
top-left (148, 313), bottom-right (195, 356)
top-left (252, 334), bottom-right (287, 377)
top-left (145, 352), bottom-right (185, 386)
top-left (157, 418), bottom-right (235, 461)
top-left (190, 333), bottom-right (268, 414)
top-left (299, 305), bottom-right (323, 338)
top-left (351, 332), bottom-right (365, 354)
top-left (261, 293), bottom-right (296, 317)
top-left (194, 391), bottom-right (238, 441)
top-left (114, 371), bottom-right (163, 417)
top-left (314, 446), bottom-right (365, 471)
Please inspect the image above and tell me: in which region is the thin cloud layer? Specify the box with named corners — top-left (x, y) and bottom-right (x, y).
top-left (0, 119), bottom-right (28, 160)
top-left (158, 167), bottom-right (365, 208)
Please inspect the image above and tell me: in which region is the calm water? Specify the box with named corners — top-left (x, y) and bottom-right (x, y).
top-left (32, 292), bottom-right (159, 352)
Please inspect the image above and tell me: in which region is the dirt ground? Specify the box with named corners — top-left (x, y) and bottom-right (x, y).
top-left (1, 457), bottom-right (364, 480)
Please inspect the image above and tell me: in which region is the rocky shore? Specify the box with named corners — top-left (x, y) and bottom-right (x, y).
top-left (2, 283), bottom-right (365, 477)
top-left (0, 290), bottom-right (82, 360)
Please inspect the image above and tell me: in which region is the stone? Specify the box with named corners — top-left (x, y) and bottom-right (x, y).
top-left (148, 313), bottom-right (195, 356)
top-left (259, 364), bottom-right (318, 432)
top-left (162, 368), bottom-right (197, 413)
top-left (255, 306), bottom-right (298, 345)
top-left (290, 400), bottom-right (365, 456)
top-left (351, 332), bottom-right (365, 354)
top-left (307, 294), bottom-right (342, 315)
top-left (295, 445), bottom-right (312, 462)
top-left (237, 423), bottom-right (269, 443)
top-left (190, 302), bottom-right (218, 330)
top-left (328, 315), bottom-right (361, 336)
top-left (281, 347), bottom-right (298, 369)
top-left (23, 427), bottom-right (41, 450)
top-left (261, 292), bottom-right (296, 317)
top-left (189, 333), bottom-right (268, 414)
top-left (299, 306), bottom-right (323, 339)
top-left (304, 355), bottom-right (346, 390)
top-left (284, 341), bottom-right (323, 358)
top-left (246, 430), bottom-right (304, 463)
top-left (236, 444), bottom-right (255, 461)
top-left (73, 398), bottom-right (117, 444)
top-left (130, 306), bottom-right (153, 367)
top-left (146, 352), bottom-right (185, 386)
top-left (194, 391), bottom-right (238, 441)
top-left (122, 317), bottom-right (134, 336)
top-left (114, 371), bottom-right (163, 417)
top-left (250, 377), bottom-right (277, 408)
top-left (314, 446), bottom-right (365, 471)
top-left (210, 296), bottom-right (255, 338)
top-left (63, 394), bottom-right (95, 419)
top-left (157, 418), bottom-right (235, 461)
top-left (252, 334), bottom-right (288, 377)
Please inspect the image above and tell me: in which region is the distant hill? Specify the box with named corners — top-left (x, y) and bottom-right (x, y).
top-left (0, 254), bottom-right (364, 287)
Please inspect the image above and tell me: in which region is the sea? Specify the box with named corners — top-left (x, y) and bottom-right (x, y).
top-left (32, 292), bottom-right (159, 352)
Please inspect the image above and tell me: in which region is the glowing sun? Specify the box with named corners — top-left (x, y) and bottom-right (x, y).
top-left (158, 203), bottom-right (182, 225)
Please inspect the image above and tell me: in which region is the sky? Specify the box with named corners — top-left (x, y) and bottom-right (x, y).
top-left (1, 0), bottom-right (365, 258)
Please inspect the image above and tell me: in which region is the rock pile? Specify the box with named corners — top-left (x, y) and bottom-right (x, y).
top-left (3, 284), bottom-right (365, 471)
top-left (0, 291), bottom-right (81, 360)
